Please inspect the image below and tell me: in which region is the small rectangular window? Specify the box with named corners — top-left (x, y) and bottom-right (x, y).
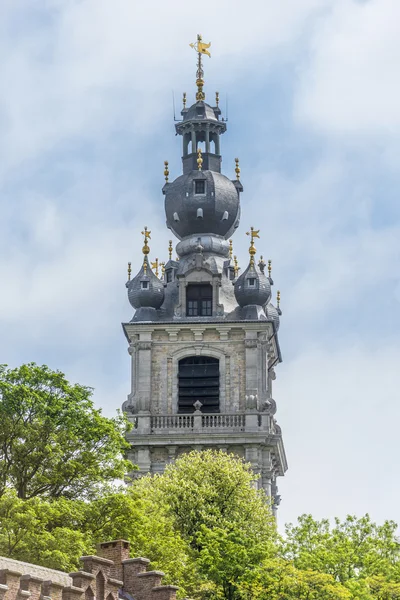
top-left (187, 300), bottom-right (198, 316)
top-left (141, 281), bottom-right (149, 289)
top-left (248, 278), bottom-right (256, 287)
top-left (166, 271), bottom-right (172, 283)
top-left (195, 180), bottom-right (205, 195)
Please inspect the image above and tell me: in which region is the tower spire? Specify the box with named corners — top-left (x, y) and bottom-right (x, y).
top-left (189, 34), bottom-right (211, 101)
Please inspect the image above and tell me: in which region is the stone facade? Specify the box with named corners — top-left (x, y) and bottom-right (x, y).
top-left (123, 53), bottom-right (288, 511)
top-left (0, 540), bottom-right (178, 600)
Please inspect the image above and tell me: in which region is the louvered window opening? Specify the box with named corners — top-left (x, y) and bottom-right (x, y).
top-left (178, 356), bottom-right (220, 413)
top-left (186, 284), bottom-right (212, 317)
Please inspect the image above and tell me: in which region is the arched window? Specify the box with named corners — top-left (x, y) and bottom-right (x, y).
top-left (178, 356), bottom-right (220, 413)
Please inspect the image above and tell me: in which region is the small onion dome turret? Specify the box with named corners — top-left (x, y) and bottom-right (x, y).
top-left (126, 257), bottom-right (164, 310)
top-left (234, 261), bottom-right (271, 307)
top-left (265, 302), bottom-right (281, 331)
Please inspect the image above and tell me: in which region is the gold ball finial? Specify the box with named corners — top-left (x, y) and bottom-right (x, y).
top-left (168, 240), bottom-right (173, 260)
top-left (164, 160), bottom-right (169, 183)
top-left (197, 147), bottom-right (203, 171)
top-left (268, 259), bottom-right (272, 277)
top-left (246, 226), bottom-right (260, 267)
top-left (233, 255), bottom-right (239, 277)
top-left (183, 92), bottom-right (187, 109)
top-left (277, 290), bottom-right (281, 309)
top-left (127, 262), bottom-right (131, 281)
top-left (235, 157), bottom-right (240, 181)
top-left (161, 261), bottom-right (166, 277)
top-left (229, 239), bottom-right (233, 259)
top-left (216, 91), bottom-right (219, 107)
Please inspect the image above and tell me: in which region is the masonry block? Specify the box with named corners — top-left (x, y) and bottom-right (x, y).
top-left (68, 572), bottom-right (94, 591)
top-left (42, 581), bottom-right (65, 600)
top-left (97, 541), bottom-right (130, 581)
top-left (134, 572), bottom-right (164, 600)
top-left (20, 575), bottom-right (43, 600)
top-left (61, 586), bottom-right (84, 600)
top-left (152, 585), bottom-right (179, 600)
top-left (0, 570), bottom-right (22, 600)
top-left (79, 557), bottom-right (112, 578)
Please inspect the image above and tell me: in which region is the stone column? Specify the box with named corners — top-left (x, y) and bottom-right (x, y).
top-left (205, 125), bottom-right (210, 153)
top-left (191, 129), bottom-right (196, 153)
top-left (137, 333), bottom-right (152, 413)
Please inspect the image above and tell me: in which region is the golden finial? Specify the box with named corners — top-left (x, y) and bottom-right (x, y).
top-left (233, 255), bottom-right (239, 277)
top-left (235, 157), bottom-right (240, 180)
top-left (127, 262), bottom-right (131, 281)
top-left (183, 92), bottom-right (187, 108)
top-left (143, 258), bottom-right (147, 276)
top-left (151, 258), bottom-right (159, 277)
top-left (164, 160), bottom-right (169, 183)
top-left (141, 226), bottom-right (151, 256)
top-left (216, 91), bottom-right (219, 107)
top-left (229, 239), bottom-right (233, 259)
top-left (277, 290), bottom-right (281, 309)
top-left (246, 227), bottom-right (260, 266)
top-left (268, 259), bottom-right (272, 278)
top-left (168, 240), bottom-right (173, 260)
top-left (197, 147), bottom-right (203, 171)
top-left (161, 261), bottom-right (166, 277)
top-left (189, 34), bottom-right (211, 101)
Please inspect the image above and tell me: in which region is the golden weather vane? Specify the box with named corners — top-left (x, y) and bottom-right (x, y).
top-left (151, 258), bottom-right (159, 277)
top-left (168, 240), bottom-right (173, 260)
top-left (164, 160), bottom-right (169, 182)
top-left (141, 226), bottom-right (151, 274)
top-left (189, 34), bottom-right (211, 101)
top-left (246, 227), bottom-right (260, 266)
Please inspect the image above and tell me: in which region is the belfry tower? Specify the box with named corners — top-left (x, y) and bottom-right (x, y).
top-left (123, 36), bottom-right (287, 509)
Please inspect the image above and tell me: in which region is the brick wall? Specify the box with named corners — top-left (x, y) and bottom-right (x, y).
top-left (0, 539), bottom-right (179, 600)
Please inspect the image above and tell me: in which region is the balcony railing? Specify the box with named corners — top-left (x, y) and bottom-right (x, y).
top-left (127, 412), bottom-right (273, 435)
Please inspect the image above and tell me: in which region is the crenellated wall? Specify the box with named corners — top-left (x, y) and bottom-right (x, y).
top-left (0, 540), bottom-right (178, 600)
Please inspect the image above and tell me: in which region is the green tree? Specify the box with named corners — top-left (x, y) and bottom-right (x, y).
top-left (284, 514), bottom-right (400, 584)
top-left (0, 489), bottom-right (89, 570)
top-left (129, 450), bottom-right (277, 599)
top-left (237, 558), bottom-right (352, 599)
top-left (0, 363), bottom-right (130, 499)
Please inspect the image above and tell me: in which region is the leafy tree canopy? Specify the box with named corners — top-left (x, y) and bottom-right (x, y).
top-left (0, 363), bottom-right (131, 499)
top-left (0, 434), bottom-right (399, 600)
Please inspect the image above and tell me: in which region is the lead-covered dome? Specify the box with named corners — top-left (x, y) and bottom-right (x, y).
top-left (165, 170), bottom-right (240, 240)
top-left (183, 101), bottom-right (219, 122)
top-left (126, 258), bottom-right (164, 310)
top-left (265, 302), bottom-right (281, 331)
top-left (234, 262), bottom-right (271, 307)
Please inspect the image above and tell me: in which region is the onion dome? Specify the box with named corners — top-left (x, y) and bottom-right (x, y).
top-left (127, 257), bottom-right (164, 310)
top-left (126, 226), bottom-right (165, 310)
top-left (234, 262), bottom-right (271, 307)
top-left (164, 169), bottom-right (240, 240)
top-left (234, 227), bottom-right (271, 307)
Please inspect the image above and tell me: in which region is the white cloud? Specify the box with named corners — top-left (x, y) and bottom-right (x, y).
top-left (295, 0), bottom-right (400, 136)
top-left (0, 0), bottom-right (330, 171)
top-left (277, 342), bottom-right (400, 527)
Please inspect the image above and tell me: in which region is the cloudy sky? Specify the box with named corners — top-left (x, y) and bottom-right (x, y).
top-left (1, 0), bottom-right (400, 528)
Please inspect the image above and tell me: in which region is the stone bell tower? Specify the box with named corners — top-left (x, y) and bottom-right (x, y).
top-left (122, 36), bottom-right (287, 509)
